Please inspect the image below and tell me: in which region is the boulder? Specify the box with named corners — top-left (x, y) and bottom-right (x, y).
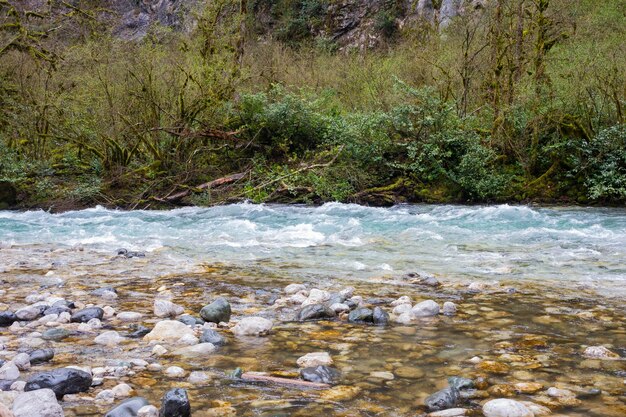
top-left (199, 297), bottom-right (231, 324)
top-left (159, 388), bottom-right (190, 417)
top-left (12, 389), bottom-right (63, 417)
top-left (0, 362), bottom-right (19, 381)
top-left (25, 368), bottom-right (93, 399)
top-left (231, 317), bottom-right (273, 336)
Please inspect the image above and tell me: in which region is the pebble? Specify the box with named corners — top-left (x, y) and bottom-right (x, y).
top-left (442, 301), bottom-right (457, 315)
top-left (70, 307), bottom-right (104, 323)
top-left (428, 409), bottom-right (467, 417)
top-left (390, 296), bottom-right (411, 306)
top-left (231, 317), bottom-right (273, 336)
top-left (25, 368), bottom-right (93, 399)
top-left (369, 371), bottom-right (394, 380)
top-left (143, 320), bottom-right (194, 343)
top-left (94, 330), bottom-right (123, 346)
top-left (296, 352), bottom-right (333, 368)
top-left (154, 299), bottom-right (184, 318)
top-left (284, 284), bottom-right (307, 295)
top-left (300, 365), bottom-right (341, 384)
top-left (199, 297), bottom-right (231, 324)
top-left (188, 371), bottom-right (211, 385)
top-left (482, 399), bottom-right (533, 417)
top-left (105, 397), bottom-right (150, 417)
top-left (116, 312), bottom-right (143, 322)
top-left (111, 383), bottom-right (133, 398)
top-left (164, 366), bottom-right (186, 378)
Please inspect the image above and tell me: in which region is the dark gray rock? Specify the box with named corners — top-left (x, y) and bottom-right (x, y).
top-left (448, 376), bottom-right (474, 391)
top-left (29, 349), bottom-right (55, 365)
top-left (43, 306), bottom-right (72, 315)
top-left (199, 297), bottom-right (231, 324)
top-left (52, 300), bottom-right (75, 309)
top-left (297, 304), bottom-right (336, 321)
top-left (105, 397), bottom-right (150, 417)
top-left (0, 379), bottom-right (13, 390)
top-left (116, 248), bottom-right (145, 258)
top-left (42, 328), bottom-right (71, 341)
top-left (25, 367), bottom-right (93, 399)
top-left (199, 328), bottom-right (225, 346)
top-left (348, 307), bottom-right (373, 323)
top-left (160, 388), bottom-right (191, 417)
top-left (576, 388), bottom-right (602, 399)
top-left (300, 365), bottom-right (341, 385)
top-left (424, 387), bottom-right (459, 411)
top-left (372, 307), bottom-right (389, 325)
top-left (0, 311), bottom-right (17, 327)
top-left (70, 307), bottom-right (104, 323)
top-left (178, 314), bottom-right (203, 326)
top-left (127, 324), bottom-right (150, 339)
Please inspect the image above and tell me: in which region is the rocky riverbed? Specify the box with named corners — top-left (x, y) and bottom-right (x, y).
top-left (0, 245), bottom-right (624, 417)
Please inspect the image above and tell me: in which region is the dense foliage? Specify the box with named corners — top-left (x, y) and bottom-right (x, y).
top-left (0, 0), bottom-right (624, 209)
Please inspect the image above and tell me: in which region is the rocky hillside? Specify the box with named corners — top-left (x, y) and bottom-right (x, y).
top-left (110, 0), bottom-right (485, 48)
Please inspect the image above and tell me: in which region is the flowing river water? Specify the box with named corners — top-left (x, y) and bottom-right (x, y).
top-left (0, 203), bottom-right (624, 416)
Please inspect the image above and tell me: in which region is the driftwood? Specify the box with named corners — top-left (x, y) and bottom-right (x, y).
top-left (156, 171), bottom-right (247, 203)
top-left (240, 372), bottom-right (330, 389)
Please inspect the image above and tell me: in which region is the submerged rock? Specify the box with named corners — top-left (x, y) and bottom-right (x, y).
top-left (442, 301), bottom-right (457, 316)
top-left (105, 397), bottom-right (150, 417)
top-left (300, 366), bottom-right (341, 385)
top-left (583, 345), bottom-right (620, 359)
top-left (25, 368), bottom-right (93, 399)
top-left (199, 297), bottom-right (231, 323)
top-left (297, 304), bottom-right (336, 321)
top-left (70, 307), bottom-right (104, 323)
top-left (482, 399), bottom-right (533, 417)
top-left (425, 387), bottom-right (459, 411)
top-left (199, 328), bottom-right (225, 346)
top-left (12, 389), bottom-right (63, 417)
top-left (41, 329), bottom-right (71, 341)
top-left (159, 388), bottom-right (190, 417)
top-left (348, 307), bottom-right (373, 323)
top-left (231, 317), bottom-right (273, 336)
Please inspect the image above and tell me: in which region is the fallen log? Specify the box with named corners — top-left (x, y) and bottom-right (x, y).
top-left (156, 171), bottom-right (248, 203)
top-left (240, 372), bottom-right (330, 389)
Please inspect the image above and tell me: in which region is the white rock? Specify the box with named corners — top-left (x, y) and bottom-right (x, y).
top-left (329, 303), bottom-right (350, 313)
top-left (102, 306), bottom-right (116, 318)
top-left (296, 352), bottom-right (333, 368)
top-left (369, 371), bottom-right (394, 380)
top-left (307, 289), bottom-right (330, 303)
top-left (395, 312), bottom-right (415, 324)
top-left (390, 296), bottom-right (412, 307)
top-left (288, 293), bottom-right (308, 304)
top-left (95, 389), bottom-right (115, 402)
top-left (130, 359), bottom-right (149, 368)
top-left (57, 312), bottom-right (71, 324)
top-left (583, 345), bottom-right (619, 359)
top-left (116, 312), bottom-right (143, 322)
top-left (137, 405), bottom-right (158, 417)
top-left (146, 363), bottom-right (162, 372)
top-left (12, 389), bottom-right (64, 417)
top-left (482, 399), bottom-right (534, 417)
top-left (94, 331), bottom-right (123, 346)
top-left (519, 401), bottom-right (551, 416)
top-left (412, 300), bottom-right (440, 317)
top-left (12, 353), bottom-right (30, 371)
top-left (349, 296), bottom-right (363, 306)
top-left (339, 287), bottom-right (355, 299)
top-left (177, 334), bottom-right (199, 346)
top-left (86, 318), bottom-right (102, 329)
top-left (15, 306), bottom-right (41, 321)
top-left (151, 345), bottom-right (168, 357)
top-left (111, 383), bottom-right (133, 398)
top-left (144, 320), bottom-right (194, 343)
top-left (173, 343), bottom-right (216, 357)
top-left (231, 317), bottom-right (273, 336)
top-left (468, 356), bottom-right (482, 364)
top-left (392, 304), bottom-right (412, 315)
top-left (0, 362), bottom-right (19, 380)
top-left (10, 381), bottom-right (26, 392)
top-left (164, 366), bottom-right (186, 378)
top-left (443, 301), bottom-right (458, 315)
top-left (188, 371), bottom-right (211, 385)
top-left (546, 387), bottom-right (574, 398)
top-left (468, 282), bottom-right (487, 292)
top-left (428, 409), bottom-right (467, 417)
top-left (153, 300), bottom-right (184, 318)
top-left (284, 284), bottom-right (307, 295)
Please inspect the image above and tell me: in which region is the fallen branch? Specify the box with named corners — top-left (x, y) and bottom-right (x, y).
top-left (240, 372), bottom-right (330, 389)
top-left (155, 171), bottom-right (248, 203)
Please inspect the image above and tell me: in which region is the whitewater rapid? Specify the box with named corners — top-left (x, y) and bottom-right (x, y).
top-left (1, 203), bottom-right (625, 288)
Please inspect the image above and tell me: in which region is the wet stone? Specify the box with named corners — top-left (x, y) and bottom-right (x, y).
top-left (0, 311), bottom-right (17, 327)
top-left (41, 328), bottom-right (71, 341)
top-left (348, 307), bottom-right (373, 323)
top-left (300, 366), bottom-right (341, 385)
top-left (372, 307), bottom-right (389, 325)
top-left (29, 349), bottom-right (54, 365)
top-left (297, 304), bottom-right (336, 321)
top-left (200, 328), bottom-right (226, 346)
top-left (105, 397), bottom-right (150, 417)
top-left (448, 376), bottom-right (474, 391)
top-left (425, 387), bottom-right (459, 411)
top-left (199, 297), bottom-right (231, 324)
top-left (179, 314), bottom-right (203, 326)
top-left (70, 307), bottom-right (104, 323)
top-left (25, 367), bottom-right (93, 399)
top-left (127, 325), bottom-right (151, 339)
top-left (159, 388), bottom-right (190, 417)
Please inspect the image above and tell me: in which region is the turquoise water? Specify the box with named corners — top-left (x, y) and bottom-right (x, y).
top-left (1, 203), bottom-right (625, 287)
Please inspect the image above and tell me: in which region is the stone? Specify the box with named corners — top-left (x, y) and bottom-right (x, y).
top-left (91, 287), bottom-right (117, 298)
top-left (519, 401), bottom-right (551, 416)
top-left (412, 300), bottom-right (440, 317)
top-left (372, 307), bottom-right (389, 325)
top-left (369, 371), bottom-right (394, 380)
top-left (12, 389), bottom-right (63, 417)
top-left (296, 352), bottom-right (333, 368)
top-left (188, 371), bottom-right (211, 385)
top-left (0, 403), bottom-right (13, 417)
top-left (319, 385), bottom-right (361, 402)
top-left (348, 307), bottom-right (373, 323)
top-left (105, 397), bottom-right (150, 417)
top-left (29, 349), bottom-right (54, 365)
top-left (177, 334), bottom-right (199, 346)
top-left (173, 343), bottom-right (216, 357)
top-left (143, 320), bottom-right (194, 343)
top-left (284, 284), bottom-right (307, 294)
top-left (329, 303), bottom-right (350, 313)
top-left (392, 304), bottom-right (412, 315)
top-left (152, 345), bottom-right (168, 356)
top-left (41, 329), bottom-right (71, 341)
top-left (482, 399), bottom-right (534, 417)
top-left (443, 301), bottom-right (457, 315)
top-left (137, 405), bottom-right (158, 417)
top-left (0, 312), bottom-right (17, 327)
top-left (199, 329), bottom-right (225, 346)
top-left (231, 317), bottom-right (273, 336)
top-left (153, 300), bottom-right (184, 318)
top-left (25, 368), bottom-right (93, 399)
top-left (178, 315), bottom-right (202, 326)
top-left (394, 366), bottom-right (424, 379)
top-left (95, 331), bottom-right (123, 346)
top-left (10, 381), bottom-right (25, 391)
top-left (390, 296), bottom-right (412, 306)
top-left (164, 367), bottom-right (186, 378)
top-left (0, 362), bottom-right (19, 380)
top-left (425, 387), bottom-right (459, 411)
top-left (300, 366), bottom-right (341, 385)
top-left (159, 388), bottom-right (190, 417)
top-left (428, 409), bottom-right (468, 417)
top-left (16, 306), bottom-right (44, 321)
top-left (111, 383), bottom-right (133, 398)
top-left (514, 382), bottom-right (543, 394)
top-left (117, 312), bottom-right (143, 322)
top-left (297, 304), bottom-right (336, 321)
top-left (448, 376), bottom-right (474, 391)
top-left (12, 354), bottom-right (30, 371)
top-left (128, 325), bottom-right (151, 339)
top-left (70, 307), bottom-right (104, 323)
top-left (199, 297), bottom-right (231, 324)
top-left (583, 345), bottom-right (620, 359)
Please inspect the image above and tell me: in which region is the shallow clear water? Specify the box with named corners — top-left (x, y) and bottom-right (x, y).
top-left (2, 203), bottom-right (626, 291)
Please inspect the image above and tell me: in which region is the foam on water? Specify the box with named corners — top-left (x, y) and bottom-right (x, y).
top-left (1, 203), bottom-right (625, 287)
